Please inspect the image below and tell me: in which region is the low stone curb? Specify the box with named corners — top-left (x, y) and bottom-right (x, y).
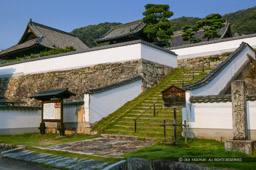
top-left (103, 160), bottom-right (127, 170)
top-left (1, 149), bottom-right (108, 169)
top-left (103, 157), bottom-right (220, 170)
top-left (1, 148), bottom-right (24, 156)
top-left (101, 134), bottom-right (154, 142)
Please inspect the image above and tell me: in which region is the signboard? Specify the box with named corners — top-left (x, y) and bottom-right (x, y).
top-left (162, 85), bottom-right (185, 108)
top-left (43, 100), bottom-right (61, 121)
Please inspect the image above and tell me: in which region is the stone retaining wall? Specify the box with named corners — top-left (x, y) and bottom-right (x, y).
top-left (0, 59), bottom-right (173, 106)
top-left (178, 53), bottom-right (229, 69)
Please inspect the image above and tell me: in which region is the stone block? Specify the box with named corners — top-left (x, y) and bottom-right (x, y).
top-left (225, 139), bottom-right (256, 155)
top-left (153, 160), bottom-right (210, 170)
top-left (231, 80), bottom-right (248, 140)
top-left (127, 157), bottom-right (152, 170)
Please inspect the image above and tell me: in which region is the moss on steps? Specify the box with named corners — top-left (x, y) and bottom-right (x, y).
top-left (92, 67), bottom-right (212, 139)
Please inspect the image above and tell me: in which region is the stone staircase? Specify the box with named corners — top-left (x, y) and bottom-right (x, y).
top-left (93, 68), bottom-right (212, 139)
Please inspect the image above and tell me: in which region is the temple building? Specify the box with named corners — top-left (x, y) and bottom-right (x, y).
top-left (0, 19), bottom-right (88, 60)
top-left (97, 20), bottom-right (150, 44)
top-left (97, 20), bottom-right (232, 47)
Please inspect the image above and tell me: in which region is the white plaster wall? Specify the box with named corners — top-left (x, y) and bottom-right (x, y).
top-left (63, 106), bottom-right (78, 123)
top-left (141, 44), bottom-right (177, 67)
top-left (182, 101), bottom-right (256, 130)
top-left (0, 110), bottom-right (41, 129)
top-left (190, 46), bottom-right (255, 96)
top-left (0, 42), bottom-right (176, 77)
top-left (89, 80), bottom-right (142, 124)
top-left (84, 94), bottom-right (90, 122)
top-left (173, 36), bottom-right (256, 59)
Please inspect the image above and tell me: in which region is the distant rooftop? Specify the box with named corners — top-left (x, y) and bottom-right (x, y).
top-left (0, 19), bottom-right (89, 59)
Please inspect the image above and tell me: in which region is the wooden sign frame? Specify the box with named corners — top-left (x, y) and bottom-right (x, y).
top-left (42, 100), bottom-right (62, 122)
top-left (162, 85), bottom-right (186, 108)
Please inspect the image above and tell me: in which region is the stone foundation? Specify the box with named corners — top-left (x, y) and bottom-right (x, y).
top-left (225, 140), bottom-right (256, 155)
top-left (185, 128), bottom-right (256, 142)
top-left (0, 59), bottom-right (173, 106)
top-left (178, 53), bottom-right (229, 69)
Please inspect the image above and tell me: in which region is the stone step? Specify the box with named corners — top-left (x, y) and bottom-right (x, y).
top-left (2, 149), bottom-right (108, 169)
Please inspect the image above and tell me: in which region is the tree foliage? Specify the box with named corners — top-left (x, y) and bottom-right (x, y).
top-left (224, 6), bottom-right (256, 35)
top-left (182, 25), bottom-right (200, 43)
top-left (197, 13), bottom-right (225, 40)
top-left (70, 6), bottom-right (256, 47)
top-left (142, 4), bottom-right (173, 42)
top-left (170, 17), bottom-right (202, 31)
top-left (71, 22), bottom-right (121, 47)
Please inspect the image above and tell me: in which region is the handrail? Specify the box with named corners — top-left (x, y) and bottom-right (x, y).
top-left (134, 98), bottom-right (160, 132)
top-left (181, 64), bottom-right (207, 87)
top-left (133, 65), bottom-right (209, 133)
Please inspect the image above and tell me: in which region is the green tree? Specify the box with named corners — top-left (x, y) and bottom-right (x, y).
top-left (142, 4), bottom-right (173, 44)
top-left (197, 13), bottom-right (225, 40)
top-left (182, 25), bottom-right (201, 43)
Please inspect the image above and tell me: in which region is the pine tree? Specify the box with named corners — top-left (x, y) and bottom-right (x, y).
top-left (143, 4), bottom-right (173, 45)
top-left (197, 13), bottom-right (225, 40)
top-left (182, 25), bottom-right (201, 43)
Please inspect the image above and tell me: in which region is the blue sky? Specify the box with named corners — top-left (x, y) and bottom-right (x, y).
top-left (0, 0), bottom-right (255, 50)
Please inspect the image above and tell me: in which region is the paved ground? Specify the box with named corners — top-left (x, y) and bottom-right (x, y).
top-left (0, 157), bottom-right (57, 170)
top-left (43, 136), bottom-right (153, 157)
top-left (1, 149), bottom-right (108, 170)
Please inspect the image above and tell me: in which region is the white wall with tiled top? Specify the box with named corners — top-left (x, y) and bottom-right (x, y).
top-left (172, 35), bottom-right (256, 59)
top-left (0, 42), bottom-right (177, 77)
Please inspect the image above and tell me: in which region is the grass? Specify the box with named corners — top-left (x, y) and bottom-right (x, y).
top-left (0, 133), bottom-right (97, 147)
top-left (124, 137), bottom-right (256, 169)
top-left (92, 67), bottom-right (212, 139)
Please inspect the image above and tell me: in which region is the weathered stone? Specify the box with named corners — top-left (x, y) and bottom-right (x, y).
top-left (0, 59), bottom-right (173, 106)
top-left (127, 157), bottom-right (152, 170)
top-left (225, 140), bottom-right (256, 155)
top-left (103, 160), bottom-right (127, 170)
top-left (153, 160), bottom-right (211, 170)
top-left (231, 80), bottom-right (248, 140)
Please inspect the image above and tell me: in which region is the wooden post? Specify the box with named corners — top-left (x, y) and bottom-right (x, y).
top-left (39, 101), bottom-right (46, 135)
top-left (153, 104), bottom-right (156, 116)
top-left (173, 108), bottom-right (177, 144)
top-left (192, 72), bottom-right (194, 80)
top-left (164, 120), bottom-right (166, 142)
top-left (59, 98), bottom-right (65, 136)
top-left (184, 120), bottom-right (187, 144)
top-left (134, 120), bottom-right (137, 133)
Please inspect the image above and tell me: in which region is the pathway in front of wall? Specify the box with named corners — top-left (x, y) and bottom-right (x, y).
top-left (1, 149), bottom-right (108, 170)
top-left (39, 135), bottom-right (153, 157)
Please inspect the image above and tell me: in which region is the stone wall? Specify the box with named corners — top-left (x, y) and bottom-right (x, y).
top-left (0, 59), bottom-right (173, 106)
top-left (178, 53), bottom-right (230, 69)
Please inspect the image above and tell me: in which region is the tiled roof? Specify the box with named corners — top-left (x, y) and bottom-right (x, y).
top-left (0, 19), bottom-right (89, 58)
top-left (169, 23), bottom-right (231, 47)
top-left (190, 93), bottom-right (256, 103)
top-left (28, 21), bottom-right (89, 50)
top-left (0, 106), bottom-right (41, 110)
top-left (168, 33), bottom-right (256, 51)
top-left (85, 75), bottom-right (142, 94)
top-left (0, 38), bottom-right (39, 56)
top-left (97, 20), bottom-right (146, 43)
top-left (0, 101), bottom-right (84, 110)
top-left (183, 42), bottom-right (255, 90)
top-left (31, 88), bottom-right (75, 100)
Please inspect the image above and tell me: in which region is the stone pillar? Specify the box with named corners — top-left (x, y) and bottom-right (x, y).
top-left (231, 80), bottom-right (248, 140)
top-left (225, 80), bottom-right (256, 155)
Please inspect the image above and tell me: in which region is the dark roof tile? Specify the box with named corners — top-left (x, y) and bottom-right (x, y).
top-left (31, 88), bottom-right (75, 100)
top-left (190, 93), bottom-right (256, 103)
top-left (85, 76), bottom-right (142, 94)
top-left (97, 20), bottom-right (146, 43)
top-left (183, 42), bottom-right (255, 90)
